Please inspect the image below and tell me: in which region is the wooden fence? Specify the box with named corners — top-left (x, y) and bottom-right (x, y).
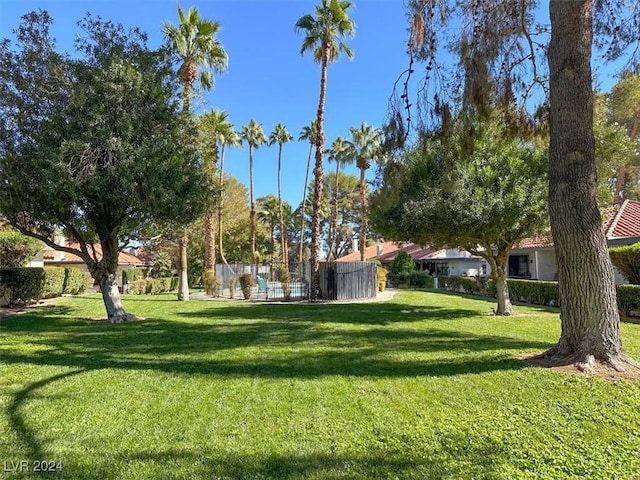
top-left (318, 261), bottom-right (377, 300)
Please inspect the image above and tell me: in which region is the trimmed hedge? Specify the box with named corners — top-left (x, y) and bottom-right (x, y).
top-left (441, 275), bottom-right (640, 315)
top-left (617, 284), bottom-right (640, 316)
top-left (609, 243), bottom-right (640, 284)
top-left (43, 267), bottom-right (67, 298)
top-left (389, 271), bottom-right (435, 289)
top-left (63, 268), bottom-right (92, 294)
top-left (127, 277), bottom-right (178, 295)
top-left (122, 267), bottom-right (145, 286)
top-left (0, 267), bottom-right (45, 305)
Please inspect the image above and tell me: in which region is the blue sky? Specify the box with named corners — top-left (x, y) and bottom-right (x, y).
top-left (0, 0), bottom-right (411, 209)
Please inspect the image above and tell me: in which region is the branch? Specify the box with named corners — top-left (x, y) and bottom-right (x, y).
top-left (9, 223), bottom-right (90, 264)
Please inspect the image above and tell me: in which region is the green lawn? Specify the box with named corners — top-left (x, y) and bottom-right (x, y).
top-left (1, 291), bottom-right (640, 480)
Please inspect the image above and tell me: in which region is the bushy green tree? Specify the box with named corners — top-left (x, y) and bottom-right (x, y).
top-left (373, 118), bottom-right (548, 315)
top-left (0, 229), bottom-right (43, 267)
top-left (390, 251), bottom-right (415, 275)
top-left (0, 12), bottom-right (208, 322)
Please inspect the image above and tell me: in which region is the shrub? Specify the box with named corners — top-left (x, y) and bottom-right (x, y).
top-left (388, 272), bottom-right (411, 288)
top-left (610, 243), bottom-right (640, 284)
top-left (0, 267), bottom-right (45, 305)
top-left (617, 284), bottom-right (640, 316)
top-left (507, 279), bottom-right (559, 306)
top-left (409, 271), bottom-right (434, 288)
top-left (228, 277), bottom-right (236, 299)
top-left (122, 267), bottom-right (144, 286)
top-left (391, 251), bottom-right (415, 275)
top-left (276, 264), bottom-right (292, 300)
top-left (42, 267), bottom-right (66, 298)
top-left (144, 277), bottom-right (176, 295)
top-left (444, 275), bottom-right (484, 295)
top-left (202, 269), bottom-right (220, 297)
top-left (239, 273), bottom-right (254, 300)
top-left (129, 279), bottom-right (148, 295)
top-left (377, 266), bottom-right (388, 292)
top-left (63, 268), bottom-right (93, 294)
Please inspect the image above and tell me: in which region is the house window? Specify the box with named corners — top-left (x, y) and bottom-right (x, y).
top-left (481, 263), bottom-right (487, 275)
top-left (508, 255), bottom-right (530, 277)
top-left (426, 261), bottom-right (449, 275)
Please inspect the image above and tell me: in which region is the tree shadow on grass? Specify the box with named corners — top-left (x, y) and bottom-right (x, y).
top-left (1, 302), bottom-right (551, 379)
top-left (46, 438), bottom-right (513, 480)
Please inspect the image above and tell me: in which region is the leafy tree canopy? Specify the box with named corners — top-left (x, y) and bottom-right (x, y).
top-left (0, 11), bottom-right (210, 320)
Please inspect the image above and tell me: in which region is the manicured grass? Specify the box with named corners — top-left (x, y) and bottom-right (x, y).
top-left (1, 291), bottom-right (640, 479)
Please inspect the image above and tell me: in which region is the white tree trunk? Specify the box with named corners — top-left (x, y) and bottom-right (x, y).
top-left (98, 274), bottom-right (129, 323)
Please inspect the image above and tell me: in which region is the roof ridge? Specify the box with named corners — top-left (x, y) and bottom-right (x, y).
top-left (606, 199), bottom-right (628, 239)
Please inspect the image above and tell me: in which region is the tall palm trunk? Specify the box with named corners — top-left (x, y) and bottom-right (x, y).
top-left (329, 159), bottom-right (341, 260)
top-left (299, 144), bottom-right (313, 264)
top-left (277, 144), bottom-right (288, 266)
top-left (358, 164), bottom-right (368, 261)
top-left (540, 0), bottom-right (636, 372)
top-left (310, 46), bottom-right (329, 301)
top-left (204, 144), bottom-right (217, 272)
top-left (249, 144), bottom-right (257, 268)
top-left (177, 82), bottom-right (193, 301)
top-left (218, 144), bottom-right (228, 265)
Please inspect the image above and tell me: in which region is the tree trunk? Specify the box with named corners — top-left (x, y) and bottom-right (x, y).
top-left (329, 160), bottom-right (341, 260)
top-left (492, 266), bottom-right (513, 316)
top-left (299, 144), bottom-right (312, 264)
top-left (359, 165), bottom-right (368, 262)
top-left (98, 273), bottom-right (129, 323)
top-left (218, 145), bottom-right (228, 265)
top-left (204, 209), bottom-right (216, 270)
top-left (542, 0), bottom-right (636, 372)
top-left (177, 234), bottom-right (190, 301)
top-left (310, 46), bottom-right (329, 301)
top-left (249, 145), bottom-right (257, 268)
top-left (277, 144), bottom-right (288, 266)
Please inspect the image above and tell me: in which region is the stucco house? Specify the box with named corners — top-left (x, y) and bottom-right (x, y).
top-left (342, 200), bottom-right (640, 284)
top-left (31, 241), bottom-right (147, 285)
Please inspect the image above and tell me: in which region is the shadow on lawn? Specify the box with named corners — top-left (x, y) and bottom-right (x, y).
top-left (23, 438), bottom-right (511, 480)
top-left (0, 299), bottom-right (551, 380)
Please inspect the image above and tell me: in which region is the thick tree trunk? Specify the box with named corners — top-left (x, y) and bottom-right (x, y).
top-left (493, 268), bottom-right (513, 316)
top-left (98, 273), bottom-right (130, 323)
top-left (359, 165), bottom-right (368, 262)
top-left (310, 47), bottom-right (329, 301)
top-left (177, 234), bottom-right (190, 301)
top-left (542, 0), bottom-right (637, 372)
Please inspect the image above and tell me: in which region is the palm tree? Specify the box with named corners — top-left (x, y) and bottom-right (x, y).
top-left (164, 5), bottom-right (228, 301)
top-left (347, 123), bottom-right (381, 261)
top-left (257, 195), bottom-right (280, 260)
top-left (218, 129), bottom-right (241, 265)
top-left (269, 123), bottom-right (293, 266)
top-left (326, 136), bottom-right (353, 260)
top-left (240, 119), bottom-right (267, 268)
top-left (164, 5), bottom-right (228, 112)
top-left (199, 109), bottom-right (236, 273)
top-left (296, 0), bottom-right (356, 300)
top-left (297, 121), bottom-right (319, 264)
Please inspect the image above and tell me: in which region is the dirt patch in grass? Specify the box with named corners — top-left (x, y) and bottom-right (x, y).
top-left (0, 297), bottom-right (60, 320)
top-left (518, 352), bottom-right (640, 381)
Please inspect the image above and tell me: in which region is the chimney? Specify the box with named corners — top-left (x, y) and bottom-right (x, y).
top-left (352, 239), bottom-right (358, 253)
top-left (376, 244), bottom-right (384, 257)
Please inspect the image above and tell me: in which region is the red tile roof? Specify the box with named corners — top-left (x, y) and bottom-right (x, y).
top-left (41, 242), bottom-right (145, 265)
top-left (515, 200), bottom-right (640, 249)
top-left (336, 241), bottom-right (402, 262)
top-left (336, 241), bottom-right (446, 263)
